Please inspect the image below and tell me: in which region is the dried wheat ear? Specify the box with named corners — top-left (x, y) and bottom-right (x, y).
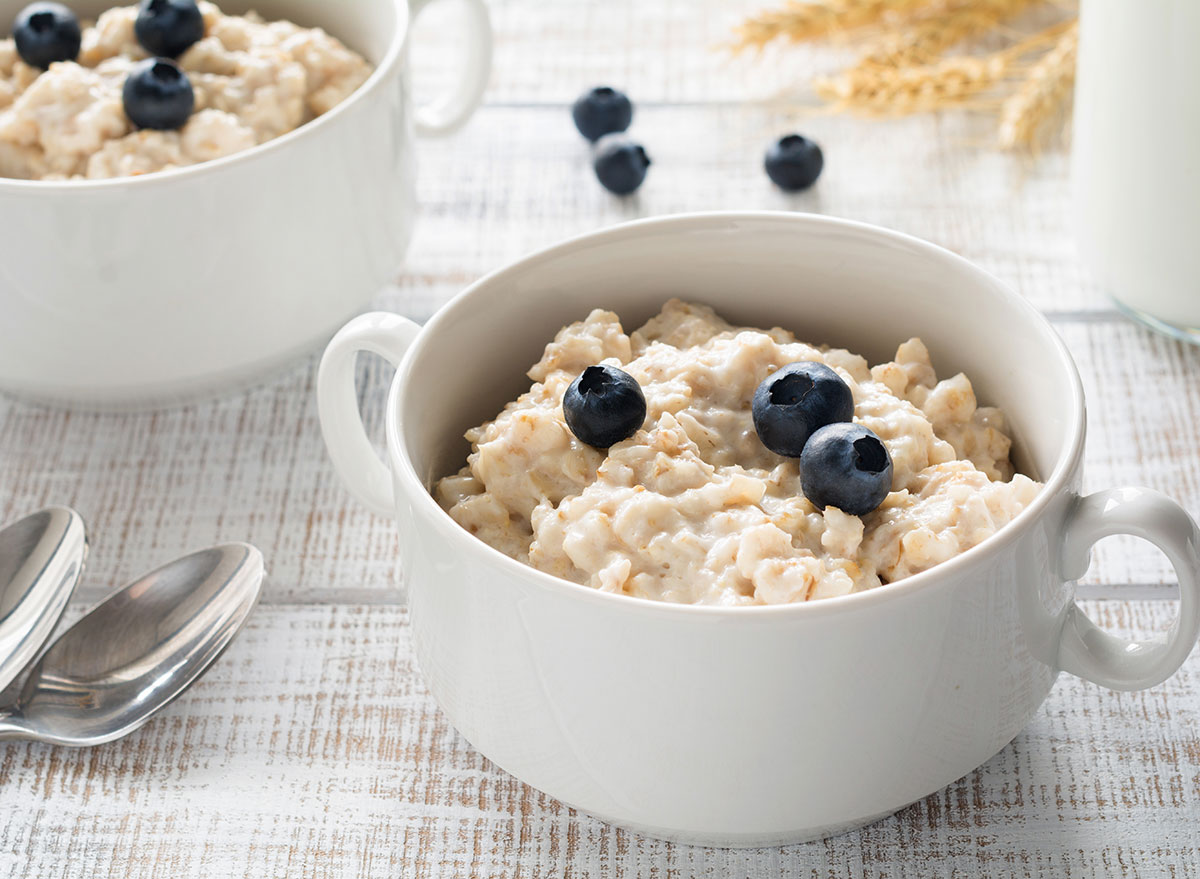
top-left (732, 0), bottom-right (1079, 151)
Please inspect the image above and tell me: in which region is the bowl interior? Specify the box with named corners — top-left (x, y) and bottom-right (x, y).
top-left (400, 214), bottom-right (1079, 499)
top-left (0, 0), bottom-right (399, 65)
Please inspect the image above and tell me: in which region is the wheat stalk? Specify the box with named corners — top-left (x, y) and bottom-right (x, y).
top-left (858, 0), bottom-right (1039, 66)
top-left (733, 0), bottom-right (938, 50)
top-left (816, 55), bottom-right (1008, 114)
top-left (730, 0), bottom-right (1080, 152)
top-left (815, 19), bottom-right (1074, 115)
top-left (998, 20), bottom-right (1078, 149)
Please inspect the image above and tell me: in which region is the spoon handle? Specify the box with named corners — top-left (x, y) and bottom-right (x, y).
top-left (0, 709), bottom-right (29, 743)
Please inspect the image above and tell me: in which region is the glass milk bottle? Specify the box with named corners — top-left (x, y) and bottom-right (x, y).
top-left (1073, 1), bottom-right (1200, 340)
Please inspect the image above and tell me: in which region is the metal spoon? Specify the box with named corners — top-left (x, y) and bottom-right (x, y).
top-left (0, 543), bottom-right (264, 747)
top-left (0, 507), bottom-right (88, 698)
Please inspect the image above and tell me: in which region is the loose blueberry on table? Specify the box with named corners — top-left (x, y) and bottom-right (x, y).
top-left (123, 57), bottom-right (195, 130)
top-left (752, 361), bottom-right (854, 458)
top-left (800, 422), bottom-right (893, 516)
top-left (592, 134), bottom-right (651, 195)
top-left (765, 134), bottom-right (824, 192)
top-left (13, 1), bottom-right (80, 69)
top-left (572, 86), bottom-right (634, 142)
top-left (563, 365), bottom-right (647, 449)
top-left (135, 0), bottom-right (205, 58)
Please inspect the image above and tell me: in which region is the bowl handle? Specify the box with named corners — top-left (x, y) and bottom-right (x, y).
top-left (317, 312), bottom-right (420, 517)
top-left (410, 0), bottom-right (493, 136)
top-left (1058, 487), bottom-right (1200, 690)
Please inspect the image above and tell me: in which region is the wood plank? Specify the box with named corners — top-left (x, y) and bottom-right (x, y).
top-left (413, 0), bottom-right (1068, 107)
top-left (411, 0), bottom-right (807, 105)
top-left (410, 0), bottom-right (1095, 323)
top-left (2, 601), bottom-right (1197, 877)
top-left (5, 4), bottom-right (1191, 877)
top-left (0, 100), bottom-right (1185, 601)
top-left (0, 312), bottom-right (1195, 603)
top-left (400, 105), bottom-right (1103, 318)
top-left (1065, 322), bottom-right (1200, 590)
top-left (0, 315), bottom-right (1194, 603)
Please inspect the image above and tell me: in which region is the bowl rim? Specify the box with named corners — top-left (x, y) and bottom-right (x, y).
top-left (387, 211), bottom-right (1087, 619)
top-left (0, 0), bottom-right (408, 192)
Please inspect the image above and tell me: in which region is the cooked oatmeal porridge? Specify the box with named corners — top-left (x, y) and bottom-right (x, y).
top-left (436, 299), bottom-right (1043, 606)
top-left (0, 1), bottom-right (371, 179)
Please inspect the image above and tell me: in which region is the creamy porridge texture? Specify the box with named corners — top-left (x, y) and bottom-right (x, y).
top-left (436, 300), bottom-right (1042, 606)
top-left (0, 2), bottom-right (371, 179)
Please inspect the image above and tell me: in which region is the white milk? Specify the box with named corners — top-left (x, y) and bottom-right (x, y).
top-left (1073, 0), bottom-right (1200, 335)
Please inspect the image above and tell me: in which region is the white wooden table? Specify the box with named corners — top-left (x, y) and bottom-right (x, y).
top-left (4, 1), bottom-right (1200, 875)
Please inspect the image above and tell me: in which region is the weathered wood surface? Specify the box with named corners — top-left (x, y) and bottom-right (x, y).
top-left (0, 103), bottom-right (1195, 600)
top-left (2, 601), bottom-right (1197, 878)
top-left (1, 0), bottom-right (1198, 875)
top-left (0, 315), bottom-right (1194, 605)
top-left (1, 2), bottom-right (1190, 600)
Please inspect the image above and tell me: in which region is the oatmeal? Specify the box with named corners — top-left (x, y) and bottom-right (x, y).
top-left (0, 1), bottom-right (372, 179)
top-left (435, 300), bottom-right (1042, 606)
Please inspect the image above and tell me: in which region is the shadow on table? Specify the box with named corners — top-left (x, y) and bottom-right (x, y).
top-left (525, 710), bottom-right (1194, 876)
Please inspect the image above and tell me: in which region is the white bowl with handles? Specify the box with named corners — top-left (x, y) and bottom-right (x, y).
top-left (317, 212), bottom-right (1200, 846)
top-left (0, 0), bottom-right (490, 408)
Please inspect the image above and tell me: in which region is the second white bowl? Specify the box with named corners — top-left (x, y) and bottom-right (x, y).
top-left (0, 0), bottom-right (490, 408)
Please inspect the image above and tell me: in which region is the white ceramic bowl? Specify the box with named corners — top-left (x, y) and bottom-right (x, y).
top-left (318, 212), bottom-right (1200, 846)
top-left (0, 0), bottom-right (490, 408)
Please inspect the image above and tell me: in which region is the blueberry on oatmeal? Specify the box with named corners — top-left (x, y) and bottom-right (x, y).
top-left (0, 2), bottom-right (375, 180)
top-left (752, 361), bottom-right (854, 457)
top-left (135, 0), bottom-right (205, 59)
top-left (800, 422), bottom-right (893, 516)
top-left (123, 58), bottom-right (194, 130)
top-left (13, 2), bottom-right (80, 69)
top-left (436, 300), bottom-right (1041, 606)
top-left (563, 365), bottom-right (647, 449)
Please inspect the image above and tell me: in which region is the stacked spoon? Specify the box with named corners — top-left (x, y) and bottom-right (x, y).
top-left (0, 507), bottom-right (263, 746)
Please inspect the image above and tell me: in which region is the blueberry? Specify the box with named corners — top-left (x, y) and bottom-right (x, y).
top-left (563, 365), bottom-right (647, 448)
top-left (13, 2), bottom-right (80, 69)
top-left (572, 86), bottom-right (633, 142)
top-left (123, 58), bottom-right (194, 130)
top-left (765, 134), bottom-right (824, 192)
top-left (135, 0), bottom-right (204, 58)
top-left (800, 423), bottom-right (893, 516)
top-left (592, 134), bottom-right (650, 196)
top-left (752, 361), bottom-right (853, 458)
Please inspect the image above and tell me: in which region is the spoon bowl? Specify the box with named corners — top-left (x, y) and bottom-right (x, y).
top-left (0, 507), bottom-right (88, 697)
top-left (0, 543), bottom-right (264, 747)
